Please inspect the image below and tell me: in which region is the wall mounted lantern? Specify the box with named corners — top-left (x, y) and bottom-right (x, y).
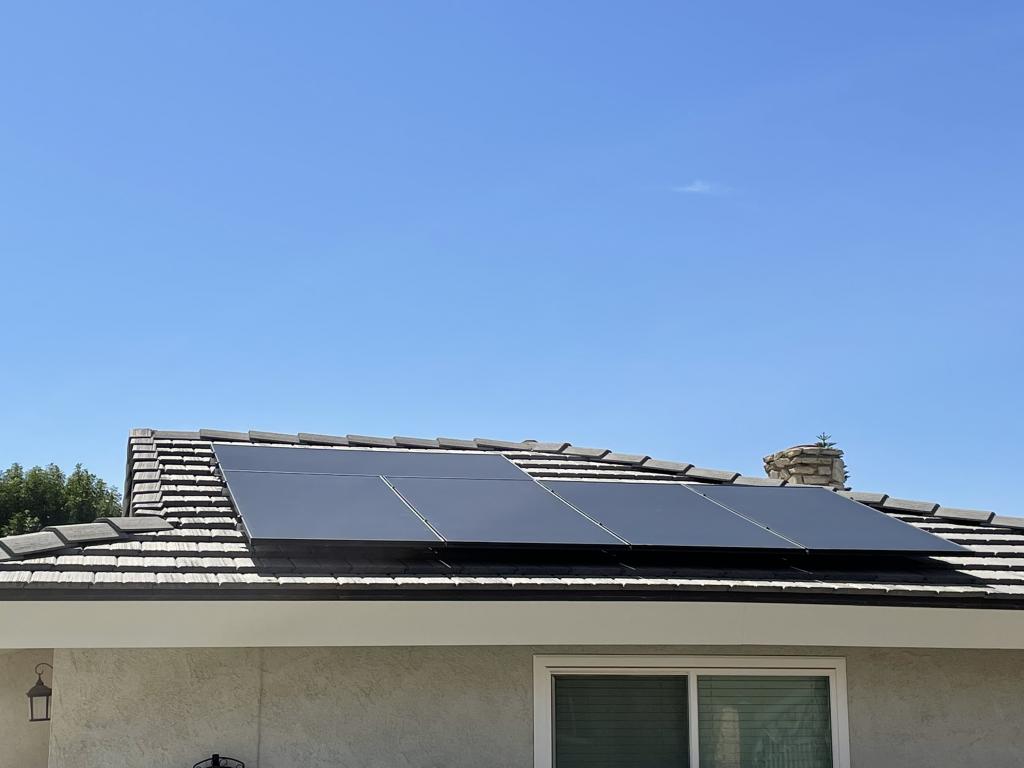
top-left (27, 662), bottom-right (53, 722)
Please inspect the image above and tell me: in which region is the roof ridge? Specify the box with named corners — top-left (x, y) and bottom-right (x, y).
top-left (0, 517), bottom-right (175, 561)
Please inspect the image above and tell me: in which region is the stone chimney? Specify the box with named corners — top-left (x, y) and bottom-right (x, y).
top-left (763, 444), bottom-right (848, 489)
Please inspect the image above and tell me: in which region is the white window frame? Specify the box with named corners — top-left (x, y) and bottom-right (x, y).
top-left (534, 654), bottom-right (851, 768)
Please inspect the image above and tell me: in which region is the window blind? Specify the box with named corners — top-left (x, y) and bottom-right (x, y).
top-left (554, 675), bottom-right (690, 768)
top-left (697, 676), bottom-right (833, 768)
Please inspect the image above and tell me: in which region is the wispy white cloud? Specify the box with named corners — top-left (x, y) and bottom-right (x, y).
top-left (672, 179), bottom-right (731, 196)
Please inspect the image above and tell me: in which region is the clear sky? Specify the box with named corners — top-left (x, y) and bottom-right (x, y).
top-left (1, 2), bottom-right (1021, 513)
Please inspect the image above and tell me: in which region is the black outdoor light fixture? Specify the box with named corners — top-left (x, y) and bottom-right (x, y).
top-left (193, 755), bottom-right (244, 768)
top-left (27, 662), bottom-right (53, 722)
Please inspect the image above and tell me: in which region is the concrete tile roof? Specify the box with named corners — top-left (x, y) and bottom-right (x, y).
top-left (1, 427), bottom-right (1022, 606)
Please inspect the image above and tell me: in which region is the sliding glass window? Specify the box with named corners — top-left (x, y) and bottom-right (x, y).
top-left (538, 657), bottom-right (846, 768)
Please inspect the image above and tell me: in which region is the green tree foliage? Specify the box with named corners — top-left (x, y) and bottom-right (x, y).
top-left (814, 432), bottom-right (836, 448)
top-left (0, 463), bottom-right (121, 536)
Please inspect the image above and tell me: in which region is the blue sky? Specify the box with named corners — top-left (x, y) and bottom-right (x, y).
top-left (1, 2), bottom-right (1021, 513)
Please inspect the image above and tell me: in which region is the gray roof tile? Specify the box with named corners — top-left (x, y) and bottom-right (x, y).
top-left (934, 507), bottom-right (995, 524)
top-left (45, 522), bottom-right (121, 545)
top-left (277, 575), bottom-right (339, 588)
top-left (838, 490), bottom-right (889, 505)
top-left (602, 452), bottom-right (650, 466)
top-left (27, 571), bottom-right (64, 587)
top-left (92, 572), bottom-right (123, 585)
top-left (120, 572), bottom-right (158, 586)
top-left (58, 572), bottom-right (94, 587)
top-left (991, 515), bottom-right (1024, 531)
top-left (882, 497), bottom-right (939, 515)
top-left (640, 459), bottom-right (693, 474)
top-left (684, 467), bottom-right (740, 483)
top-left (393, 436), bottom-right (441, 449)
top-left (248, 430), bottom-right (300, 444)
top-left (731, 475), bottom-right (787, 487)
top-left (99, 517), bottom-right (174, 533)
top-left (0, 571), bottom-right (30, 587)
top-left (151, 430), bottom-right (202, 440)
top-left (297, 432), bottom-right (350, 446)
top-left (436, 437), bottom-right (480, 450)
top-left (561, 446), bottom-right (611, 459)
top-left (346, 434), bottom-right (398, 448)
top-left (198, 429), bottom-right (250, 442)
top-left (525, 441), bottom-right (571, 453)
top-left (0, 531), bottom-right (69, 557)
top-left (474, 438), bottom-right (531, 451)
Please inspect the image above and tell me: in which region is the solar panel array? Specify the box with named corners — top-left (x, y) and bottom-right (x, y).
top-left (214, 444), bottom-right (964, 554)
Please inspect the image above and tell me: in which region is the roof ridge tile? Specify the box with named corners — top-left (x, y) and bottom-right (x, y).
top-left (346, 434), bottom-right (398, 448)
top-left (248, 430), bottom-right (300, 444)
top-left (198, 429), bottom-right (249, 442)
top-left (562, 446), bottom-right (610, 459)
top-left (524, 441), bottom-right (571, 453)
top-left (0, 531), bottom-right (70, 558)
top-left (474, 438), bottom-right (532, 451)
top-left (394, 436), bottom-right (441, 449)
top-left (436, 437), bottom-right (480, 450)
top-left (881, 497), bottom-right (940, 515)
top-left (602, 452), bottom-right (650, 466)
top-left (684, 467), bottom-right (740, 483)
top-left (297, 432), bottom-right (350, 446)
top-left (44, 522), bottom-right (122, 545)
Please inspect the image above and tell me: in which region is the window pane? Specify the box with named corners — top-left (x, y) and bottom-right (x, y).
top-left (554, 675), bottom-right (690, 768)
top-left (697, 676), bottom-right (833, 768)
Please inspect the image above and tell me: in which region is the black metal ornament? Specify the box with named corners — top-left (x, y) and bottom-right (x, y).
top-left (193, 756), bottom-right (245, 768)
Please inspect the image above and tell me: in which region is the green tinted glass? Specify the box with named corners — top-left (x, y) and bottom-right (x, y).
top-left (697, 676), bottom-right (832, 768)
top-left (554, 675), bottom-right (690, 768)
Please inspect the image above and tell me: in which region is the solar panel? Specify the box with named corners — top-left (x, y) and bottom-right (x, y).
top-left (222, 470), bottom-right (440, 543)
top-left (214, 444), bottom-right (528, 480)
top-left (542, 481), bottom-right (799, 549)
top-left (215, 444), bottom-right (964, 556)
top-left (388, 477), bottom-right (623, 546)
top-left (694, 485), bottom-right (965, 553)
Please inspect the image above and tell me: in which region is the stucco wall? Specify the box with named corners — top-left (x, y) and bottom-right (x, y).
top-left (46, 645), bottom-right (1024, 768)
top-left (0, 648), bottom-right (52, 768)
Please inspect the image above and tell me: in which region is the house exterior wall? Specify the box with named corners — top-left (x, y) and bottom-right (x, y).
top-left (46, 645), bottom-right (1024, 768)
top-left (0, 648), bottom-right (52, 768)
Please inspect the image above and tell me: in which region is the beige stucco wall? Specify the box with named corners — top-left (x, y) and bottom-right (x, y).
top-left (44, 645), bottom-right (1024, 768)
top-left (0, 648), bottom-right (52, 768)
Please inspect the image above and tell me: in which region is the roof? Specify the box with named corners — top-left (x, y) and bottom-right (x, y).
top-left (1, 428), bottom-right (1023, 607)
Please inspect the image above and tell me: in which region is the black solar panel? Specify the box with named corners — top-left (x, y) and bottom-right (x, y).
top-left (213, 444), bottom-right (527, 480)
top-left (542, 481), bottom-right (799, 549)
top-left (695, 485), bottom-right (965, 553)
top-left (222, 470), bottom-right (440, 543)
top-left (215, 444), bottom-right (964, 556)
top-left (388, 477), bottom-right (623, 546)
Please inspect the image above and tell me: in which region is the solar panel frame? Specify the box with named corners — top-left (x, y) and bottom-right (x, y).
top-left (694, 485), bottom-right (967, 553)
top-left (542, 480), bottom-right (800, 549)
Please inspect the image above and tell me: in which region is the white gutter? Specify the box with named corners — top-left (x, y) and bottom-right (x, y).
top-left (1, 600), bottom-right (1023, 649)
